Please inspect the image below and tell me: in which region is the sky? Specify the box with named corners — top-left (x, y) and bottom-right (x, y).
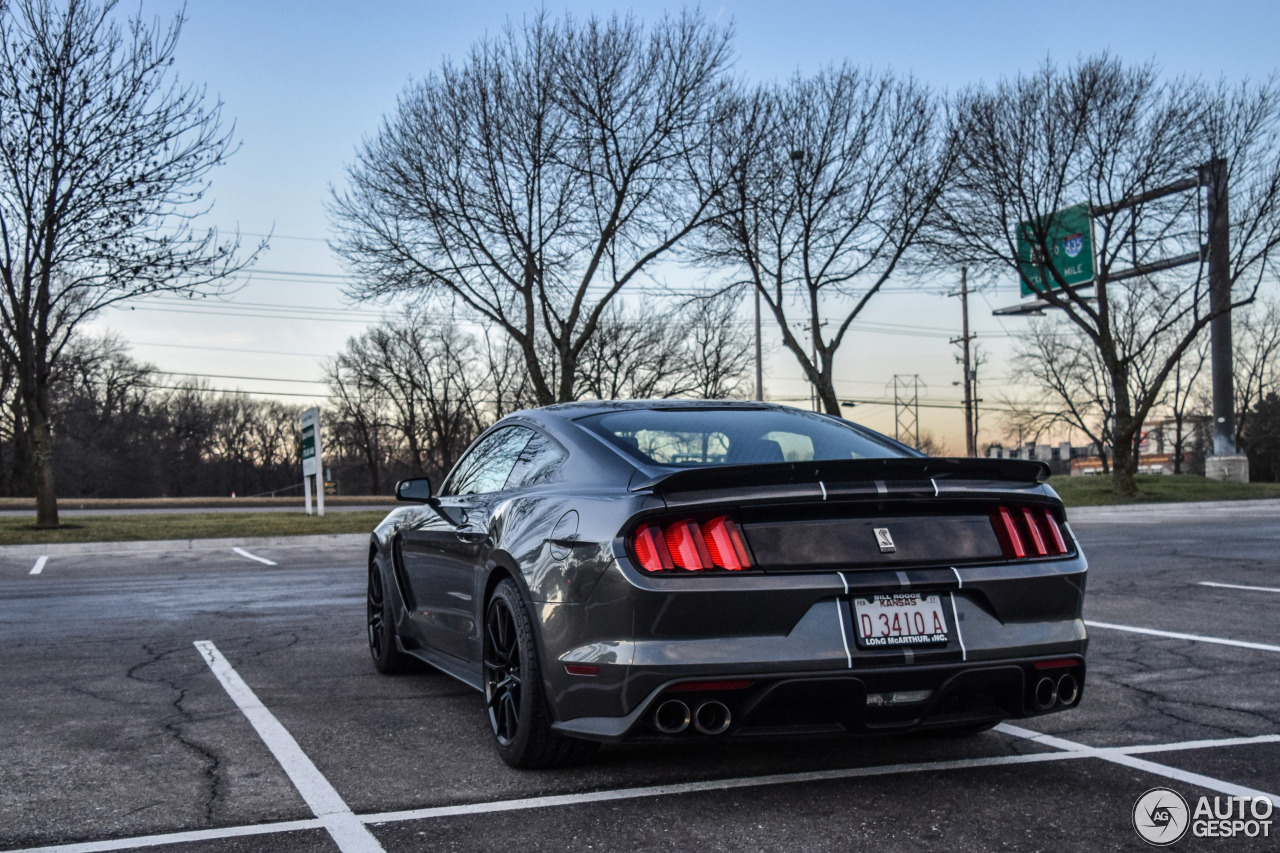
top-left (81, 0), bottom-right (1280, 452)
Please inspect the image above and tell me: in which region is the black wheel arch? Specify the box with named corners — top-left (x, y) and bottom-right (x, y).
top-left (478, 552), bottom-right (556, 710)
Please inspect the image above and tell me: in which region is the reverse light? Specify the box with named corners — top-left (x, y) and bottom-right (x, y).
top-left (630, 516), bottom-right (753, 573)
top-left (991, 506), bottom-right (1070, 560)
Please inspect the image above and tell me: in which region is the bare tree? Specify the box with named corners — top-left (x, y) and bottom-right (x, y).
top-left (938, 56), bottom-right (1280, 493)
top-left (1232, 299), bottom-right (1280, 451)
top-left (1167, 331), bottom-right (1209, 474)
top-left (574, 289), bottom-right (752, 400)
top-left (574, 305), bottom-right (684, 400)
top-left (325, 363), bottom-right (394, 494)
top-left (330, 11), bottom-right (734, 407)
top-left (676, 291), bottom-right (754, 399)
top-left (698, 66), bottom-right (954, 415)
top-left (0, 0), bottom-right (259, 525)
top-left (328, 317), bottom-right (488, 483)
top-left (1004, 321), bottom-right (1116, 473)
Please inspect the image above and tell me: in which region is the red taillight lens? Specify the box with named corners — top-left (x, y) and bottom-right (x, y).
top-left (630, 516), bottom-right (753, 572)
top-left (701, 516), bottom-right (750, 571)
top-left (1021, 507), bottom-right (1048, 555)
top-left (993, 506), bottom-right (1027, 558)
top-left (668, 679), bottom-right (755, 692)
top-left (665, 520), bottom-right (708, 570)
top-left (1041, 509), bottom-right (1068, 554)
top-left (991, 506), bottom-right (1069, 559)
top-left (632, 522), bottom-right (673, 572)
top-left (1033, 658), bottom-right (1077, 670)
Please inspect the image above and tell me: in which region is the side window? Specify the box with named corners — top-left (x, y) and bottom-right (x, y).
top-left (446, 427), bottom-right (533, 496)
top-left (505, 430), bottom-right (568, 489)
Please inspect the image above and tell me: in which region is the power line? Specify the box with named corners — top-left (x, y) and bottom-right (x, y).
top-left (152, 370), bottom-right (328, 385)
top-left (129, 341), bottom-right (332, 358)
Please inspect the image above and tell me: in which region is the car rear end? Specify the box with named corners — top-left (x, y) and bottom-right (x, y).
top-left (545, 435), bottom-right (1086, 743)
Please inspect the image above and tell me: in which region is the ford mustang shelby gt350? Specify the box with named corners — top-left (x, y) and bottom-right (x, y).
top-left (366, 401), bottom-right (1086, 767)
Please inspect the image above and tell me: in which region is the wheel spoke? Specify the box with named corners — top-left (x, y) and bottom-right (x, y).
top-left (502, 694), bottom-right (518, 739)
top-left (483, 591), bottom-right (528, 745)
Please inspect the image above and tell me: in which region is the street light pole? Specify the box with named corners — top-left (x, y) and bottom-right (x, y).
top-left (754, 287), bottom-right (763, 401)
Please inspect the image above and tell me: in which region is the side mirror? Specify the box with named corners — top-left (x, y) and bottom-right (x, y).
top-left (395, 477), bottom-right (433, 503)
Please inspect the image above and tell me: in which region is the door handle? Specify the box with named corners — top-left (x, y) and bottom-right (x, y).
top-left (455, 524), bottom-right (483, 543)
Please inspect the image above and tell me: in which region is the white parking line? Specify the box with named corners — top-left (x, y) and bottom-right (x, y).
top-left (28, 555), bottom-right (47, 575)
top-left (1199, 581), bottom-right (1280, 594)
top-left (998, 724), bottom-right (1279, 802)
top-left (232, 547), bottom-right (277, 566)
top-left (6, 819), bottom-right (324, 853)
top-left (193, 641), bottom-right (384, 853)
top-left (9, 728), bottom-right (1276, 853)
top-left (361, 751), bottom-right (1088, 825)
top-left (1085, 620), bottom-right (1280, 654)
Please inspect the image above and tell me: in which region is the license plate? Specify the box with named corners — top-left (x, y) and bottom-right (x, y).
top-left (853, 593), bottom-right (949, 648)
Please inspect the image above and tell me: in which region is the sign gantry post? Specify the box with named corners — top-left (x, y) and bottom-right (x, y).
top-left (993, 165), bottom-right (1246, 482)
top-left (300, 407), bottom-right (325, 517)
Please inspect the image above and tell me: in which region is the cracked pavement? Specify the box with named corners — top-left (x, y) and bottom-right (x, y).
top-left (1, 510), bottom-right (1278, 852)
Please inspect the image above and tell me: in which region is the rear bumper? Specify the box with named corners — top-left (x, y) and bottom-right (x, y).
top-left (540, 543), bottom-right (1087, 740)
top-left (552, 655), bottom-right (1086, 742)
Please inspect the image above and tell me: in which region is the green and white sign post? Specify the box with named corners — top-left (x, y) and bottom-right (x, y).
top-left (300, 407), bottom-right (324, 517)
top-left (1017, 202), bottom-right (1096, 297)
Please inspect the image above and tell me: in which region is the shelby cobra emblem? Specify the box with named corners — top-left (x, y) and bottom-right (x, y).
top-left (874, 527), bottom-right (896, 553)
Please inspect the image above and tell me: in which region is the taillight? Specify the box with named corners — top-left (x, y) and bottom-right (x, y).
top-left (629, 516), bottom-right (753, 572)
top-left (991, 506), bottom-right (1070, 559)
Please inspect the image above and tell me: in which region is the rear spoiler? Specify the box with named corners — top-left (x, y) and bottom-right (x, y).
top-left (630, 457), bottom-right (1051, 493)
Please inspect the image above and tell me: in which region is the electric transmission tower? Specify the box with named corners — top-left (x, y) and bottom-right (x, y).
top-left (891, 375), bottom-right (922, 449)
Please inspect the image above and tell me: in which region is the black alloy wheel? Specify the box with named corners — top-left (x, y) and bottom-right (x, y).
top-left (483, 579), bottom-right (597, 768)
top-left (367, 563), bottom-right (410, 674)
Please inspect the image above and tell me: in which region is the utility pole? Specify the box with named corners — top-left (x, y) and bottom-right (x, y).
top-left (950, 267), bottom-right (976, 457)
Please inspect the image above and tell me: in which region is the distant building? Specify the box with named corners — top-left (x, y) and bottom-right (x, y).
top-left (986, 416), bottom-right (1209, 477)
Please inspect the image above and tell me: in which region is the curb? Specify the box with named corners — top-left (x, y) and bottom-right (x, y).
top-left (0, 532), bottom-right (371, 559)
top-left (1067, 497), bottom-right (1280, 523)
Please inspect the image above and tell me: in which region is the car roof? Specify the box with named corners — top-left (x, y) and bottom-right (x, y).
top-left (536, 399), bottom-right (783, 420)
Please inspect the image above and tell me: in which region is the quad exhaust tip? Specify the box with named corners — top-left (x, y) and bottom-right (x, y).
top-left (1056, 673), bottom-right (1079, 706)
top-left (1032, 672), bottom-right (1080, 711)
top-left (654, 699), bottom-right (691, 734)
top-left (1033, 677), bottom-right (1058, 711)
top-left (693, 701), bottom-right (732, 735)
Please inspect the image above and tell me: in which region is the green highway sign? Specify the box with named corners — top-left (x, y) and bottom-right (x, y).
top-left (1017, 202), bottom-right (1096, 297)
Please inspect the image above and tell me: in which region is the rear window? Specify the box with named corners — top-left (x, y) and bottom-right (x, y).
top-left (578, 407), bottom-right (908, 467)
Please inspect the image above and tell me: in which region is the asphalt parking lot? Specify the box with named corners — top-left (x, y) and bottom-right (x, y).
top-left (2, 502), bottom-right (1278, 852)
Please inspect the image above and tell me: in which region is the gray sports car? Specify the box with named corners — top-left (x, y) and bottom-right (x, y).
top-left (367, 401), bottom-right (1087, 767)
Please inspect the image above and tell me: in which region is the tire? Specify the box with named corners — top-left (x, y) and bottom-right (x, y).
top-left (367, 564), bottom-right (411, 674)
top-left (483, 578), bottom-right (598, 769)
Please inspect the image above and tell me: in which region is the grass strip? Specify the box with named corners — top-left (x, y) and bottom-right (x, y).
top-left (0, 510), bottom-right (391, 546)
top-left (1047, 474), bottom-right (1280, 506)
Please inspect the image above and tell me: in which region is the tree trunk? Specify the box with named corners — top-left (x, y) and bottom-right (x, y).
top-left (1110, 410), bottom-right (1140, 495)
top-left (818, 381), bottom-right (843, 418)
top-left (28, 408), bottom-right (59, 528)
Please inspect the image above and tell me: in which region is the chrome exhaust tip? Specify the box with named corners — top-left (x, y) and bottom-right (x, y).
top-left (1056, 673), bottom-right (1080, 706)
top-left (654, 699), bottom-right (691, 734)
top-left (1033, 677), bottom-right (1058, 711)
top-left (693, 701), bottom-right (732, 735)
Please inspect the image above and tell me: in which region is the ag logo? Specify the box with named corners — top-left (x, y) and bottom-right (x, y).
top-left (1063, 233), bottom-right (1084, 258)
top-left (1133, 787), bottom-right (1189, 845)
top-left (873, 527), bottom-right (896, 554)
